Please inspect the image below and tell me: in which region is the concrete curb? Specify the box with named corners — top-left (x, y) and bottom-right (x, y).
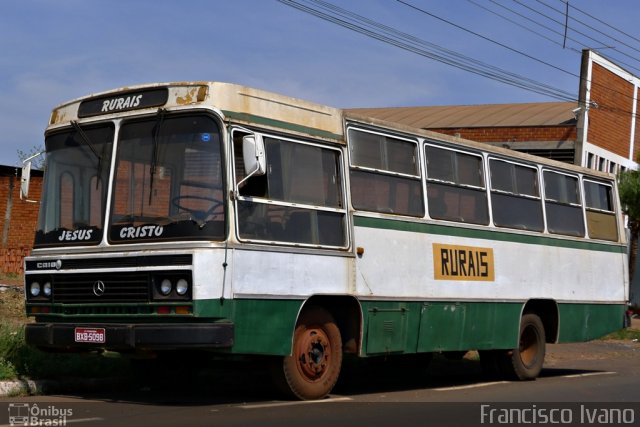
top-left (0, 377), bottom-right (129, 397)
top-left (0, 379), bottom-right (48, 397)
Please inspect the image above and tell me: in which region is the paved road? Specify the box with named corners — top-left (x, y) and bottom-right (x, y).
top-left (1, 340), bottom-right (639, 427)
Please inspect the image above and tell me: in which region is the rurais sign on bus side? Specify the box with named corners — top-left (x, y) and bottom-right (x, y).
top-left (432, 243), bottom-right (495, 281)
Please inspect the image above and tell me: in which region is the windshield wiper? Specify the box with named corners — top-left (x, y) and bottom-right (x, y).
top-left (71, 121), bottom-right (101, 161)
top-left (149, 108), bottom-right (167, 205)
top-left (71, 121), bottom-right (103, 189)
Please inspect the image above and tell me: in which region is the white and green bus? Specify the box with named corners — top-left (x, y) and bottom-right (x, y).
top-left (22, 82), bottom-right (628, 400)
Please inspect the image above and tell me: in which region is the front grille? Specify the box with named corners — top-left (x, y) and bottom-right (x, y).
top-left (52, 272), bottom-right (150, 303)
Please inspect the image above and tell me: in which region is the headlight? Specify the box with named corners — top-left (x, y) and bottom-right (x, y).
top-left (160, 279), bottom-right (173, 295)
top-left (30, 282), bottom-right (41, 297)
top-left (43, 282), bottom-right (52, 297)
top-left (176, 279), bottom-right (189, 295)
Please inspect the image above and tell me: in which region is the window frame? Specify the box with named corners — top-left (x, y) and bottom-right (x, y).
top-left (583, 178), bottom-right (616, 214)
top-left (231, 127), bottom-right (348, 249)
top-left (424, 143), bottom-right (489, 225)
top-left (108, 111), bottom-right (227, 244)
top-left (347, 126), bottom-right (425, 217)
top-left (583, 178), bottom-right (619, 242)
top-left (347, 126), bottom-right (421, 179)
top-left (542, 169), bottom-right (585, 237)
top-left (488, 157), bottom-right (544, 232)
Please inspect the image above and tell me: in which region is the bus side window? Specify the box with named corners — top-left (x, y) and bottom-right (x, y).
top-left (543, 170), bottom-right (585, 237)
top-left (425, 145), bottom-right (488, 225)
top-left (235, 133), bottom-right (346, 247)
top-left (489, 159), bottom-right (544, 231)
top-left (584, 180), bottom-right (618, 241)
top-left (348, 128), bottom-right (424, 217)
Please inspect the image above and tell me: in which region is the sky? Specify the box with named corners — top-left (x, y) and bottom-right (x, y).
top-left (2, 0), bottom-right (640, 166)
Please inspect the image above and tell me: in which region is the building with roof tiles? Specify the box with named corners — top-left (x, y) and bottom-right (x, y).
top-left (348, 101), bottom-right (579, 164)
top-left (349, 50), bottom-right (640, 175)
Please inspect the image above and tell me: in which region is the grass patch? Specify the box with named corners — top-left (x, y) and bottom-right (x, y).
top-left (0, 324), bottom-right (131, 381)
top-left (601, 328), bottom-right (640, 341)
top-left (0, 287), bottom-right (131, 383)
top-left (0, 286), bottom-right (28, 327)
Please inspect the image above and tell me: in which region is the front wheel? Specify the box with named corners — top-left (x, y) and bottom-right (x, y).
top-left (275, 306), bottom-right (343, 400)
top-left (501, 313), bottom-right (546, 380)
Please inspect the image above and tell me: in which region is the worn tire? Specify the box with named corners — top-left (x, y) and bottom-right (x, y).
top-left (500, 313), bottom-right (546, 380)
top-left (277, 306), bottom-right (343, 400)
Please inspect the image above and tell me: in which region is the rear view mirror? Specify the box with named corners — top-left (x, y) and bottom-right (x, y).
top-left (20, 161), bottom-right (32, 200)
top-left (242, 134), bottom-right (266, 176)
top-left (20, 151), bottom-right (44, 203)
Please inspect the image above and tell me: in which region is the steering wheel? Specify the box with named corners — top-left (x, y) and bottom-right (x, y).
top-left (171, 195), bottom-right (223, 222)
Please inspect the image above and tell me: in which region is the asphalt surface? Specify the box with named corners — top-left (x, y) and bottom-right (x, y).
top-left (1, 339), bottom-right (640, 427)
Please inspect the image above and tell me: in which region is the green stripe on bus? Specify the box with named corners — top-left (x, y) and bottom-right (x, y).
top-left (192, 298), bottom-right (625, 355)
top-left (557, 303), bottom-right (626, 342)
top-left (354, 215), bottom-right (626, 254)
top-left (223, 110), bottom-right (343, 141)
top-left (194, 297), bottom-right (302, 355)
top-left (360, 300), bottom-right (522, 354)
top-left (40, 298), bottom-right (625, 355)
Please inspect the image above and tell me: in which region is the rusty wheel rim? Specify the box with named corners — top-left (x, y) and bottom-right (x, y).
top-left (295, 327), bottom-right (332, 381)
top-left (519, 324), bottom-right (539, 368)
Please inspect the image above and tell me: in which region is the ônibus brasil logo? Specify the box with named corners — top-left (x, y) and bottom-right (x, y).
top-left (7, 403), bottom-right (73, 426)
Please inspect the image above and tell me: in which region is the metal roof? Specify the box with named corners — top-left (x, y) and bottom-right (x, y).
top-left (346, 102), bottom-right (577, 128)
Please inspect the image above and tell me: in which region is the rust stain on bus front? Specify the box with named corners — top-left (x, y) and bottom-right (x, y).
top-left (176, 86), bottom-right (209, 105)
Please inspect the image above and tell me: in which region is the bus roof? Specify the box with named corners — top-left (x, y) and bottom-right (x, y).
top-left (48, 81), bottom-right (345, 143)
top-left (47, 81), bottom-right (613, 180)
top-left (344, 111), bottom-right (615, 180)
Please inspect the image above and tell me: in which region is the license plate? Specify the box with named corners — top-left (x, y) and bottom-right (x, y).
top-left (74, 327), bottom-right (106, 344)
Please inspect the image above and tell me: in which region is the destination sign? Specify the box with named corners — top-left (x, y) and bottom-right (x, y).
top-left (432, 243), bottom-right (495, 281)
top-left (78, 87), bottom-right (169, 118)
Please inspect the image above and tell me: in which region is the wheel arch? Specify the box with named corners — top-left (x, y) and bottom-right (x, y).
top-left (297, 295), bottom-right (363, 355)
top-left (522, 299), bottom-right (559, 344)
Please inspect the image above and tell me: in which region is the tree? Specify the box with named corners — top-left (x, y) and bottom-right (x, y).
top-left (17, 145), bottom-right (45, 170)
top-left (618, 169), bottom-right (640, 282)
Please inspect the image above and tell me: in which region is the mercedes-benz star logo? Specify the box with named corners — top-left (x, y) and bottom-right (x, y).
top-left (92, 281), bottom-right (106, 297)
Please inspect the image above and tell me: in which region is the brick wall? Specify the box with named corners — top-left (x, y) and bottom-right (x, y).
top-left (0, 168), bottom-right (42, 275)
top-left (427, 126), bottom-right (576, 143)
top-left (587, 62), bottom-right (635, 159)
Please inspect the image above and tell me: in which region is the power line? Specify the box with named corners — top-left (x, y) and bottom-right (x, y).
top-left (396, 0), bottom-right (582, 80)
top-left (446, 0), bottom-right (640, 112)
top-left (277, 0), bottom-right (578, 101)
top-left (512, 0), bottom-right (640, 73)
top-left (536, 0), bottom-right (640, 57)
top-left (562, 0), bottom-right (640, 47)
top-left (279, 0), bottom-right (640, 119)
top-left (467, 0), bottom-right (579, 53)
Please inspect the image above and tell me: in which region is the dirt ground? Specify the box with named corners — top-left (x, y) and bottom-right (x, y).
top-left (0, 284), bottom-right (26, 326)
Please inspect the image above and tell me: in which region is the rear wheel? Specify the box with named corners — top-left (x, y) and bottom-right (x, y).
top-left (275, 306), bottom-right (342, 400)
top-left (500, 313), bottom-right (546, 380)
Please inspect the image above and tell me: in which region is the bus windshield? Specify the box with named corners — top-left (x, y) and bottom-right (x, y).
top-left (109, 113), bottom-right (225, 243)
top-left (35, 123), bottom-right (114, 247)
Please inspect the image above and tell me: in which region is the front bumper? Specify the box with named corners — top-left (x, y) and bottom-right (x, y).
top-left (25, 322), bottom-right (234, 351)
